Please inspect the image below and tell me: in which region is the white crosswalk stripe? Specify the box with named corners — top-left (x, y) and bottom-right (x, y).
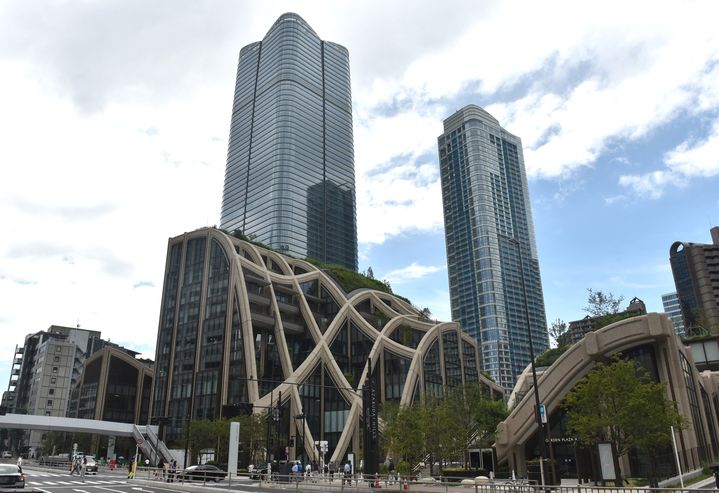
top-left (28, 479), bottom-right (127, 486)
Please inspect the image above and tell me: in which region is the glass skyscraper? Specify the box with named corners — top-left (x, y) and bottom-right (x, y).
top-left (220, 13), bottom-right (357, 270)
top-left (661, 291), bottom-right (686, 337)
top-left (669, 227), bottom-right (719, 334)
top-left (438, 104), bottom-right (549, 391)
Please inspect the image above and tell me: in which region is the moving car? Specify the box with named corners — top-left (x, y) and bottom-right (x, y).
top-left (0, 464), bottom-right (24, 488)
top-left (177, 464), bottom-right (226, 482)
top-left (84, 456), bottom-right (98, 474)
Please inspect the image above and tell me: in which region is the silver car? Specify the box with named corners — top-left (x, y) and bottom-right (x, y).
top-left (0, 464), bottom-right (24, 489)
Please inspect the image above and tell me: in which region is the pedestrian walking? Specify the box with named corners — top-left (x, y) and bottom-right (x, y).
top-left (128, 458), bottom-right (135, 479)
top-left (343, 461), bottom-right (351, 485)
top-left (80, 456), bottom-right (87, 482)
top-left (312, 460), bottom-right (319, 482)
top-left (387, 457), bottom-right (395, 485)
top-left (329, 461), bottom-right (336, 481)
top-left (70, 456), bottom-right (80, 475)
top-left (16, 457), bottom-right (22, 469)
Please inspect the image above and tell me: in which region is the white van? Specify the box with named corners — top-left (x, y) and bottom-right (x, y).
top-left (1, 451), bottom-right (12, 459)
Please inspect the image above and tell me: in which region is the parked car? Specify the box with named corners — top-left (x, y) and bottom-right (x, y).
top-left (248, 465), bottom-right (279, 481)
top-left (0, 464), bottom-right (24, 488)
top-left (84, 456), bottom-right (98, 474)
top-left (177, 464), bottom-right (226, 482)
top-left (0, 453), bottom-right (11, 459)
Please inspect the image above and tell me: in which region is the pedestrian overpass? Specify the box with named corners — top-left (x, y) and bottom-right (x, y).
top-left (0, 413), bottom-right (173, 465)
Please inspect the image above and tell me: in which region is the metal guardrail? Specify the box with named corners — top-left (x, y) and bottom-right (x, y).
top-left (129, 467), bottom-right (718, 493)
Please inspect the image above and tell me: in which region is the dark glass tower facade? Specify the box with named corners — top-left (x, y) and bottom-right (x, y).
top-left (438, 105), bottom-right (549, 391)
top-left (220, 13), bottom-right (357, 271)
top-left (669, 227), bottom-right (719, 334)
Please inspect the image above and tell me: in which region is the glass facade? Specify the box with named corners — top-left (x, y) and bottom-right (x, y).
top-left (438, 104), bottom-right (549, 391)
top-left (670, 232), bottom-right (719, 333)
top-left (662, 291), bottom-right (686, 337)
top-left (680, 352), bottom-right (710, 461)
top-left (220, 13), bottom-right (357, 271)
top-left (154, 228), bottom-right (504, 462)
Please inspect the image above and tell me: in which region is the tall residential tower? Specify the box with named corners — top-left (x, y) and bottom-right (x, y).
top-left (220, 13), bottom-right (357, 270)
top-left (670, 227), bottom-right (719, 334)
top-left (438, 105), bottom-right (549, 390)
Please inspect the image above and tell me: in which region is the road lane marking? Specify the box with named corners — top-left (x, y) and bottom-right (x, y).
top-left (92, 486), bottom-right (133, 493)
top-left (73, 489), bottom-right (91, 493)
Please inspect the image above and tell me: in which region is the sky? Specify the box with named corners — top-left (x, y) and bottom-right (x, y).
top-left (1, 0), bottom-right (719, 391)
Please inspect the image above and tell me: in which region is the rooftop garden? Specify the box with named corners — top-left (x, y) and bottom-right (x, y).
top-left (220, 228), bottom-right (413, 305)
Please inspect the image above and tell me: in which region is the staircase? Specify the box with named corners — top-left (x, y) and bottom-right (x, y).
top-left (132, 425), bottom-right (173, 465)
top-left (145, 424), bottom-right (174, 464)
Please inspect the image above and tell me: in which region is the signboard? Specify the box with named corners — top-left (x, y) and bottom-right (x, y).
top-left (362, 358), bottom-right (379, 475)
top-left (538, 404), bottom-right (547, 424)
top-left (598, 443), bottom-right (616, 480)
top-left (136, 437), bottom-right (144, 446)
top-left (228, 422), bottom-right (240, 476)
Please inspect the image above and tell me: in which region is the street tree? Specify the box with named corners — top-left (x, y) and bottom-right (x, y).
top-left (583, 289), bottom-right (624, 317)
top-left (237, 414), bottom-right (266, 466)
top-left (381, 402), bottom-right (425, 473)
top-left (443, 384), bottom-right (508, 467)
top-left (562, 358), bottom-right (684, 486)
top-left (383, 384), bottom-right (508, 474)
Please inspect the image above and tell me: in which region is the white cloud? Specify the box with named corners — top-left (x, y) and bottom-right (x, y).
top-left (354, 110), bottom-right (446, 244)
top-left (2, 0), bottom-right (719, 388)
top-left (603, 195), bottom-right (626, 205)
top-left (665, 120), bottom-right (719, 178)
top-left (619, 119), bottom-right (719, 198)
top-left (383, 263), bottom-right (446, 285)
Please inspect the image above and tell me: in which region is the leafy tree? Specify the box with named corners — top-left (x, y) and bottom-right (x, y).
top-left (548, 318), bottom-right (568, 347)
top-left (382, 403), bottom-right (426, 470)
top-left (687, 308), bottom-right (718, 336)
top-left (237, 414), bottom-right (267, 466)
top-left (442, 384), bottom-right (508, 466)
top-left (365, 266), bottom-right (375, 279)
top-left (419, 307), bottom-right (432, 322)
top-left (562, 358), bottom-right (685, 486)
top-left (38, 431), bottom-right (67, 457)
top-left (583, 289), bottom-right (624, 317)
top-left (383, 384), bottom-right (507, 474)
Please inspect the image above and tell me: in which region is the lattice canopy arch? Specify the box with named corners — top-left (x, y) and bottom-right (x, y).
top-left (153, 227), bottom-right (503, 463)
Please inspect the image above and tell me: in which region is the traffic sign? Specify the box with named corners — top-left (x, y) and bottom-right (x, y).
top-left (538, 404), bottom-right (547, 424)
top-left (136, 437), bottom-right (144, 446)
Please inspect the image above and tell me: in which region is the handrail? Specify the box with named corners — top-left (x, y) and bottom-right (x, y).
top-left (145, 425), bottom-right (174, 464)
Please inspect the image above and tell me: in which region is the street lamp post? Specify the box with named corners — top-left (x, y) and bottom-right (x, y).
top-left (511, 237), bottom-right (552, 485)
top-left (294, 414), bottom-right (305, 464)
